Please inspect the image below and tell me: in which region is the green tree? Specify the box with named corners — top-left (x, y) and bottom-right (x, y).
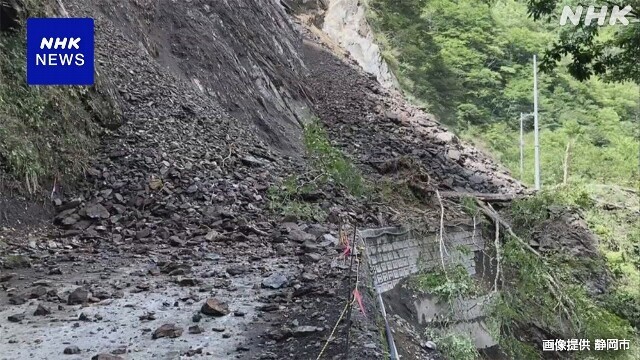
top-left (526, 0), bottom-right (640, 83)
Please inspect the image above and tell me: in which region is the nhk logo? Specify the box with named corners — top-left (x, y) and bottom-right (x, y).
top-left (27, 18), bottom-right (94, 85)
top-left (36, 37), bottom-right (85, 66)
top-left (560, 5), bottom-right (636, 26)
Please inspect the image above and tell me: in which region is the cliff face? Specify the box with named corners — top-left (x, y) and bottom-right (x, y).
top-left (322, 0), bottom-right (399, 89)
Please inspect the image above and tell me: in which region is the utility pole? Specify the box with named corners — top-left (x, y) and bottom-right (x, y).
top-left (533, 55), bottom-right (541, 190)
top-left (520, 112), bottom-right (534, 182)
top-left (520, 112), bottom-right (524, 180)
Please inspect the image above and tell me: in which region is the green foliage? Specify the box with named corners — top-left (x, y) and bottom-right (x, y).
top-left (410, 264), bottom-right (479, 302)
top-left (303, 121), bottom-right (366, 196)
top-left (510, 184), bottom-right (594, 230)
top-left (494, 237), bottom-right (636, 359)
top-left (369, 0), bottom-right (639, 188)
top-left (602, 291), bottom-right (640, 329)
top-left (425, 328), bottom-right (479, 360)
top-left (267, 175), bottom-right (327, 222)
top-left (460, 196), bottom-right (480, 217)
top-left (526, 0), bottom-right (640, 83)
top-left (0, 23), bottom-right (99, 190)
top-left (498, 336), bottom-right (540, 360)
top-left (369, 0), bottom-right (639, 355)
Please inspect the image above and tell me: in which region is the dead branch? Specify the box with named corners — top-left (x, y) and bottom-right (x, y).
top-left (492, 204), bottom-right (501, 293)
top-left (474, 199), bottom-right (541, 257)
top-left (435, 190), bottom-right (448, 274)
top-left (475, 198), bottom-right (579, 327)
top-left (440, 191), bottom-right (526, 202)
top-left (562, 140), bottom-right (573, 185)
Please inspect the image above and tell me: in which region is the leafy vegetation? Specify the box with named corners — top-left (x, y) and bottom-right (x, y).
top-left (367, 2), bottom-right (638, 356)
top-left (425, 328), bottom-right (480, 360)
top-left (267, 120), bottom-right (367, 220)
top-left (303, 120), bottom-right (366, 196)
top-left (0, 33), bottom-right (99, 191)
top-left (487, 187), bottom-right (639, 359)
top-left (525, 0), bottom-right (640, 83)
top-left (410, 264), bottom-right (480, 302)
top-left (267, 175), bottom-right (327, 221)
top-left (368, 0), bottom-right (638, 188)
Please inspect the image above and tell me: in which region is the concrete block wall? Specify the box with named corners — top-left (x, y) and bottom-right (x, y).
top-left (360, 225), bottom-right (484, 293)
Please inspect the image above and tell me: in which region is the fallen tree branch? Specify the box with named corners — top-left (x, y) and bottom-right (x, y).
top-left (435, 190), bottom-right (448, 274)
top-left (474, 199), bottom-right (541, 257)
top-left (493, 211), bottom-right (500, 293)
top-left (475, 198), bottom-right (579, 329)
top-left (440, 191), bottom-right (527, 202)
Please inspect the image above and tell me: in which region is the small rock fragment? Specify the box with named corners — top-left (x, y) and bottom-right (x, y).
top-left (423, 340), bottom-right (437, 350)
top-left (200, 298), bottom-right (229, 316)
top-left (85, 204), bottom-right (110, 219)
top-left (261, 273), bottom-right (288, 289)
top-left (67, 287), bottom-right (88, 305)
top-left (63, 346), bottom-right (81, 354)
top-left (91, 354), bottom-right (124, 360)
top-left (152, 324), bottom-right (183, 339)
top-left (7, 313), bottom-right (25, 322)
top-left (293, 326), bottom-right (322, 337)
top-left (188, 325), bottom-right (204, 334)
top-left (34, 304), bottom-right (51, 316)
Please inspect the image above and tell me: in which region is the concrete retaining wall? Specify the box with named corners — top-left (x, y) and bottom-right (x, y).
top-left (359, 224), bottom-right (498, 349)
top-left (360, 225), bottom-right (484, 293)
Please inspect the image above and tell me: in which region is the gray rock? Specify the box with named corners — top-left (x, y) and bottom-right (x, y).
top-left (7, 313), bottom-right (25, 322)
top-left (85, 204), bottom-right (110, 219)
top-left (152, 324), bottom-right (183, 339)
top-left (469, 175), bottom-right (484, 184)
top-left (9, 293), bottom-right (27, 305)
top-left (201, 298), bottom-right (229, 316)
top-left (447, 149), bottom-right (461, 161)
top-left (29, 286), bottom-right (47, 299)
top-left (241, 155), bottom-right (267, 167)
top-left (288, 229), bottom-right (314, 243)
top-left (91, 355), bottom-right (124, 360)
top-left (304, 253), bottom-right (321, 262)
top-left (226, 266), bottom-right (248, 276)
top-left (319, 234), bottom-right (339, 247)
top-left (67, 287), bottom-right (89, 305)
top-left (63, 346), bottom-right (81, 355)
top-left (423, 340), bottom-right (437, 350)
top-left (292, 325), bottom-right (322, 336)
top-left (34, 304), bottom-right (51, 316)
top-left (261, 273), bottom-right (288, 289)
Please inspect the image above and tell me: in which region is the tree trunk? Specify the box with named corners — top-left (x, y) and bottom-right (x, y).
top-left (563, 140), bottom-right (573, 185)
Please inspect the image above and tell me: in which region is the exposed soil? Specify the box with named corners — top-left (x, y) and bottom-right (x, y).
top-left (0, 196), bottom-right (52, 231)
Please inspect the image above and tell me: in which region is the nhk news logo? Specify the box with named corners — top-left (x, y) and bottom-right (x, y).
top-left (560, 5), bottom-right (637, 26)
top-left (26, 18), bottom-right (94, 85)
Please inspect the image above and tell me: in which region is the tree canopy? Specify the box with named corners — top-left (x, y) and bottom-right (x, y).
top-left (526, 0), bottom-right (639, 83)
